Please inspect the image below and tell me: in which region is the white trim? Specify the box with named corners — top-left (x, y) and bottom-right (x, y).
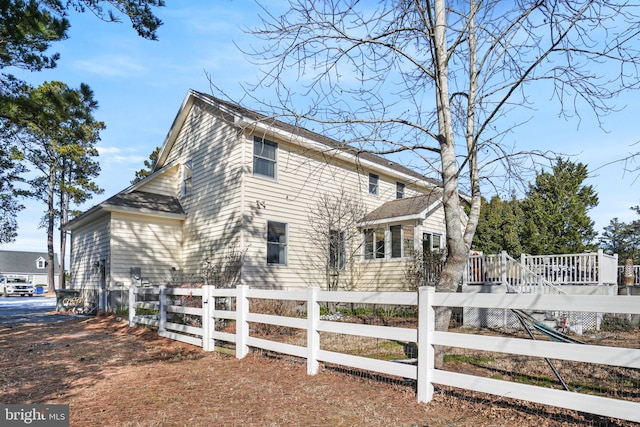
top-left (102, 205), bottom-right (186, 220)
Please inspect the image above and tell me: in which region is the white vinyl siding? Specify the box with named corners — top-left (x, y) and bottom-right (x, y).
top-left (241, 129), bottom-right (447, 289)
top-left (69, 216), bottom-right (111, 291)
top-left (69, 94), bottom-right (449, 294)
top-left (136, 165), bottom-right (179, 196)
top-left (163, 101), bottom-right (244, 275)
top-left (110, 213), bottom-right (183, 286)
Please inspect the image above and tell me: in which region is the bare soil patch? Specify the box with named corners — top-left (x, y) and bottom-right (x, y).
top-left (0, 314), bottom-right (635, 426)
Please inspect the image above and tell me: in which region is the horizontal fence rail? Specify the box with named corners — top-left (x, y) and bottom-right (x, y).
top-left (128, 284), bottom-right (640, 424)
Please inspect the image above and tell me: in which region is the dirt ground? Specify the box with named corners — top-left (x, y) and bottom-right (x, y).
top-left (0, 314), bottom-right (635, 427)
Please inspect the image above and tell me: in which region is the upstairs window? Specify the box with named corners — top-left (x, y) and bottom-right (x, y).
top-left (254, 137), bottom-right (278, 179)
top-left (368, 173), bottom-right (379, 195)
top-left (181, 160), bottom-right (193, 196)
top-left (396, 182), bottom-right (405, 199)
top-left (36, 258), bottom-right (46, 269)
top-left (267, 221), bottom-right (287, 265)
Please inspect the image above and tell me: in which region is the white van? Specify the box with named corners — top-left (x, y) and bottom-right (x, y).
top-left (0, 276), bottom-right (35, 297)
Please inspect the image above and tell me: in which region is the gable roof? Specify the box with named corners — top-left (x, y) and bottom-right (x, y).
top-left (156, 90), bottom-right (442, 189)
top-left (65, 191), bottom-right (185, 231)
top-left (362, 192), bottom-right (443, 225)
top-left (0, 250), bottom-right (59, 275)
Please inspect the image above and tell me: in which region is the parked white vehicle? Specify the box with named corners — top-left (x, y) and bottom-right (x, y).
top-left (0, 275), bottom-right (35, 297)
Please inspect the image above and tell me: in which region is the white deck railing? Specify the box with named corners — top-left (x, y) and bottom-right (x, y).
top-left (465, 250), bottom-right (618, 288)
top-left (522, 250), bottom-right (618, 286)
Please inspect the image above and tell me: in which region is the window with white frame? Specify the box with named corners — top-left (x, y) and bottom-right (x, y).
top-left (403, 225), bottom-right (416, 257)
top-left (391, 224), bottom-right (415, 258)
top-left (364, 228), bottom-right (385, 260)
top-left (423, 232), bottom-right (442, 254)
top-left (267, 221), bottom-right (287, 265)
top-left (329, 229), bottom-right (346, 269)
top-left (36, 258), bottom-right (45, 269)
top-left (253, 137), bottom-right (278, 178)
top-left (368, 173), bottom-right (379, 195)
top-left (396, 182), bottom-right (405, 199)
top-left (181, 160), bottom-right (193, 196)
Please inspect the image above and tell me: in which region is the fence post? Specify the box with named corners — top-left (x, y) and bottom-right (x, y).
top-left (201, 285), bottom-right (213, 351)
top-left (128, 284), bottom-right (136, 327)
top-left (236, 285), bottom-right (249, 359)
top-left (307, 286), bottom-right (320, 375)
top-left (159, 285), bottom-right (167, 335)
top-left (417, 286), bottom-right (435, 403)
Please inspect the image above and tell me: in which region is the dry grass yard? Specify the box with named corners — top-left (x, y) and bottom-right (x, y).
top-left (0, 314), bottom-right (637, 426)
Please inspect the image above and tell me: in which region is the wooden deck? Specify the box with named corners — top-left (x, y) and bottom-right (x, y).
top-left (465, 250), bottom-right (619, 293)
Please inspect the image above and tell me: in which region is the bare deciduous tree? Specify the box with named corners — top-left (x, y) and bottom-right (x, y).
top-left (234, 0), bottom-right (640, 357)
top-left (306, 191), bottom-right (367, 293)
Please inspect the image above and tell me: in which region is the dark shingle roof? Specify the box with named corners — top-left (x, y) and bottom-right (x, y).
top-left (191, 91), bottom-right (442, 188)
top-left (362, 191), bottom-right (442, 222)
top-left (0, 251), bottom-right (59, 274)
top-left (65, 191), bottom-right (184, 231)
top-left (103, 191), bottom-right (185, 215)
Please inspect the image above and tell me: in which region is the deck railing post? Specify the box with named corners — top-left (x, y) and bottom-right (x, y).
top-left (128, 284), bottom-right (136, 327)
top-left (598, 249), bottom-right (605, 286)
top-left (236, 285), bottom-right (249, 359)
top-left (417, 286), bottom-right (435, 403)
top-left (501, 250), bottom-right (508, 286)
top-left (159, 285), bottom-right (167, 334)
top-left (307, 287), bottom-right (320, 375)
top-left (201, 285), bottom-right (213, 351)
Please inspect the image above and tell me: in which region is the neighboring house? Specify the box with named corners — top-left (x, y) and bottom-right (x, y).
top-left (0, 250), bottom-right (60, 288)
top-left (65, 90), bottom-right (459, 307)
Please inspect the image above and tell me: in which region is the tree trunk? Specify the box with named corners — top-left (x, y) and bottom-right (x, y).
top-left (432, 0), bottom-right (473, 368)
top-left (58, 192), bottom-right (68, 289)
top-left (47, 169), bottom-right (56, 293)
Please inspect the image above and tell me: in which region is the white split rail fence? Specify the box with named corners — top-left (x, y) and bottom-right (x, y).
top-left (129, 284), bottom-right (640, 424)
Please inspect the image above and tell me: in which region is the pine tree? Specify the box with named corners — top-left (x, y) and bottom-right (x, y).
top-left (521, 158), bottom-right (598, 255)
top-left (131, 146), bottom-right (160, 184)
top-left (0, 0), bottom-right (163, 243)
top-left (19, 81), bottom-right (104, 291)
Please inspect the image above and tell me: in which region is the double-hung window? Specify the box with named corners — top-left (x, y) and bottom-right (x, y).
top-left (329, 229), bottom-right (346, 270)
top-left (254, 137), bottom-right (277, 179)
top-left (423, 232), bottom-right (442, 254)
top-left (364, 228), bottom-right (385, 260)
top-left (368, 173), bottom-right (379, 195)
top-left (396, 182), bottom-right (405, 199)
top-left (267, 221), bottom-right (287, 265)
top-left (181, 160), bottom-right (193, 196)
top-left (390, 224), bottom-right (415, 258)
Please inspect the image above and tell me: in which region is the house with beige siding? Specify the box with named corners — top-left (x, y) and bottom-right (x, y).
top-left (65, 90), bottom-right (455, 309)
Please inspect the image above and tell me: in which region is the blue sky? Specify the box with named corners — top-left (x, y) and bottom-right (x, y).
top-left (3, 1), bottom-right (640, 257)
